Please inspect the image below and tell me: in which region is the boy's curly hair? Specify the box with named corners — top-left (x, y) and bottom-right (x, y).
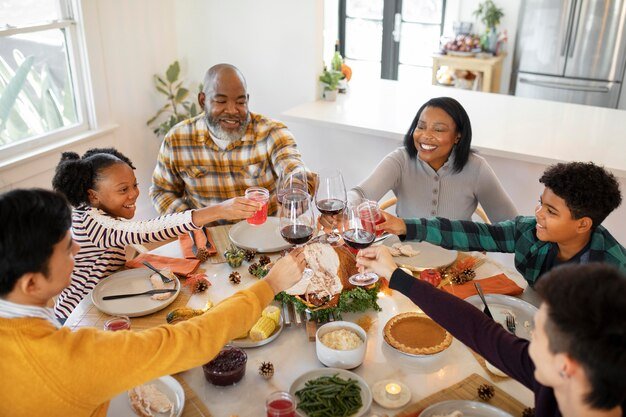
top-left (539, 162), bottom-right (621, 227)
top-left (52, 147), bottom-right (135, 207)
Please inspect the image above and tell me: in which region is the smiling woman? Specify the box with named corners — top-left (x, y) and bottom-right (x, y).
top-left (350, 96), bottom-right (518, 223)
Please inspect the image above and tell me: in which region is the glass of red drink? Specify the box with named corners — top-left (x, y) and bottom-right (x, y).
top-left (266, 391), bottom-right (296, 417)
top-left (358, 200), bottom-right (384, 236)
top-left (103, 315), bottom-right (131, 331)
top-left (245, 187), bottom-right (270, 225)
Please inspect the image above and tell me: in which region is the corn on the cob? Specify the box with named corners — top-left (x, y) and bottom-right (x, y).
top-left (249, 316), bottom-right (276, 341)
top-left (262, 306), bottom-right (281, 325)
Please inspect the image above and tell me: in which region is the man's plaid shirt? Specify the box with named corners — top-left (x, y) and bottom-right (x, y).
top-left (150, 112), bottom-right (306, 220)
top-left (404, 215), bottom-right (626, 286)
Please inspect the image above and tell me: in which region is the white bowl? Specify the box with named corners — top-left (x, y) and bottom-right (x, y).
top-left (315, 321), bottom-right (367, 369)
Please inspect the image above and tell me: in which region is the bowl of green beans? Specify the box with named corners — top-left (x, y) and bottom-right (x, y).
top-left (289, 368), bottom-right (372, 417)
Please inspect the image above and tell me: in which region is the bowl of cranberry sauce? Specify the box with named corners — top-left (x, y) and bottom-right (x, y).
top-left (202, 345), bottom-right (247, 386)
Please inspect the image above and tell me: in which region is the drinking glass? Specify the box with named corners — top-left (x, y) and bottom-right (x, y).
top-left (266, 391), bottom-right (296, 417)
top-left (245, 187), bottom-right (270, 225)
top-left (315, 168), bottom-right (347, 245)
top-left (279, 192), bottom-right (315, 247)
top-left (358, 199), bottom-right (385, 236)
top-left (277, 165), bottom-right (309, 205)
top-left (342, 200), bottom-right (379, 286)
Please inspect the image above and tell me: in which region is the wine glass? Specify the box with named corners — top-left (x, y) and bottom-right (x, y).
top-left (279, 192), bottom-right (315, 248)
top-left (342, 199), bottom-right (378, 286)
top-left (315, 169), bottom-right (347, 245)
top-left (277, 165), bottom-right (309, 205)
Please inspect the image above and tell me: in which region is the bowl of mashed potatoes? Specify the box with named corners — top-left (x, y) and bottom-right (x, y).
top-left (315, 321), bottom-right (367, 369)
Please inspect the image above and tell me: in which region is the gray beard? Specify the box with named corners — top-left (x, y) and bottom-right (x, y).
top-left (205, 111), bottom-right (250, 142)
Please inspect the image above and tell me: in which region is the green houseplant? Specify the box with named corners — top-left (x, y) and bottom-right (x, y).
top-left (147, 61), bottom-right (200, 138)
top-left (318, 66), bottom-right (342, 101)
top-left (473, 0), bottom-right (504, 53)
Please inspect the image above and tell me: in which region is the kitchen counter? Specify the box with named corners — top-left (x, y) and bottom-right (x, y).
top-left (282, 79), bottom-right (626, 178)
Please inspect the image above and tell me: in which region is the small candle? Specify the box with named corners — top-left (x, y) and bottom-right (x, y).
top-left (385, 382), bottom-right (402, 400)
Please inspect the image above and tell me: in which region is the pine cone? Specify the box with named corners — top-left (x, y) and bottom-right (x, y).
top-left (259, 361), bottom-right (274, 379)
top-left (194, 279), bottom-right (210, 293)
top-left (259, 255), bottom-right (271, 266)
top-left (248, 263), bottom-right (260, 275)
top-left (477, 383), bottom-right (495, 401)
top-left (521, 407), bottom-right (535, 417)
top-left (451, 268), bottom-right (476, 285)
top-left (243, 249), bottom-right (256, 262)
top-left (229, 271), bottom-right (241, 285)
top-left (195, 247), bottom-right (210, 263)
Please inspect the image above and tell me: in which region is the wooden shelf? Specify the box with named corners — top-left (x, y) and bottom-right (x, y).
top-left (432, 53), bottom-right (506, 93)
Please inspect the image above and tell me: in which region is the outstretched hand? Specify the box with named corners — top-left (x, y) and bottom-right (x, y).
top-left (355, 246), bottom-right (397, 279)
top-left (376, 211), bottom-right (407, 236)
top-left (264, 248), bottom-right (306, 294)
top-left (217, 197), bottom-right (262, 221)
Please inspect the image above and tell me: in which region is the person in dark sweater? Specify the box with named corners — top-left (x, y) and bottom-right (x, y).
top-left (357, 246), bottom-right (626, 417)
top-left (377, 161), bottom-right (625, 286)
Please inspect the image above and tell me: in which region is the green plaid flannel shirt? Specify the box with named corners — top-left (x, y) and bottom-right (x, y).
top-left (405, 215), bottom-right (626, 286)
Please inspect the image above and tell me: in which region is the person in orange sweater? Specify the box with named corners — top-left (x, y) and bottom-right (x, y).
top-left (0, 188), bottom-right (305, 417)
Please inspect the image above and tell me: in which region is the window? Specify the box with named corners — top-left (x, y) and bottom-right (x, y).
top-left (338, 0), bottom-right (445, 84)
top-left (0, 0), bottom-right (89, 156)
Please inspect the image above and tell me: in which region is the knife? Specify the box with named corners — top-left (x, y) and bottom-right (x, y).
top-left (188, 231), bottom-right (198, 256)
top-left (102, 288), bottom-right (177, 300)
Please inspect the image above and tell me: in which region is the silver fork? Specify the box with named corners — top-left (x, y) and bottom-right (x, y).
top-left (505, 312), bottom-right (516, 334)
top-left (142, 261), bottom-right (174, 284)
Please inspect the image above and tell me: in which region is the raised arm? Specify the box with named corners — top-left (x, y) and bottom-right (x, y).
top-left (352, 149), bottom-right (404, 203)
top-left (150, 136), bottom-right (190, 215)
top-left (403, 216), bottom-right (519, 253)
top-left (475, 159), bottom-right (518, 223)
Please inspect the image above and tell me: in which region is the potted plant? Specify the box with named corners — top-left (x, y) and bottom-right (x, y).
top-left (147, 61), bottom-right (201, 138)
top-left (318, 66), bottom-right (342, 101)
top-left (473, 0), bottom-right (504, 53)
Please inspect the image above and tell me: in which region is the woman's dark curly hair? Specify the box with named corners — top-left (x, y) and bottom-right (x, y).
top-left (403, 97), bottom-right (473, 173)
top-left (539, 162), bottom-right (622, 228)
top-left (52, 147), bottom-right (135, 207)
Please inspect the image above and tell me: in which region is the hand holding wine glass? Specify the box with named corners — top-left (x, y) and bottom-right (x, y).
top-left (277, 165), bottom-right (309, 205)
top-left (342, 199), bottom-right (379, 286)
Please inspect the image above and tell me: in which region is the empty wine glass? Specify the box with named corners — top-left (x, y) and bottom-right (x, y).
top-left (279, 192), bottom-right (315, 248)
top-left (315, 168), bottom-right (346, 245)
top-left (342, 199), bottom-right (378, 286)
top-left (277, 165), bottom-right (309, 205)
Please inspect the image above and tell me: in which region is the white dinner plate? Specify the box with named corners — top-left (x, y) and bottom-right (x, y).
top-left (230, 314), bottom-right (283, 348)
top-left (419, 400), bottom-right (513, 417)
top-left (464, 293), bottom-right (538, 340)
top-left (107, 375), bottom-right (185, 417)
top-left (228, 216), bottom-right (291, 253)
top-left (290, 368), bottom-right (372, 417)
top-left (383, 240), bottom-right (458, 271)
top-left (91, 268), bottom-right (180, 317)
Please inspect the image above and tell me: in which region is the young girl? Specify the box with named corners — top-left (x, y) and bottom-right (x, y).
top-left (52, 147), bottom-right (260, 319)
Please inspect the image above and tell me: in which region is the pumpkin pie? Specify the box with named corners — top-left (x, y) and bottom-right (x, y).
top-left (383, 312), bottom-right (452, 355)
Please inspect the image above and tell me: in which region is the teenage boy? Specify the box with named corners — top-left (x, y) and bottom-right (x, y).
top-left (357, 247), bottom-right (626, 417)
top-left (379, 162), bottom-right (625, 285)
top-left (0, 188), bottom-right (305, 417)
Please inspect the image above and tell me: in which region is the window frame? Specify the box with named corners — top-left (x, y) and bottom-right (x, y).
top-left (339, 0), bottom-right (447, 81)
top-left (0, 0), bottom-right (92, 162)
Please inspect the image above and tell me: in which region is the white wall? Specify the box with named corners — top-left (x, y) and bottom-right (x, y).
top-left (173, 0), bottom-right (324, 119)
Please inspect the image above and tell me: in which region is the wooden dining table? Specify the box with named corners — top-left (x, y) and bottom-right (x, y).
top-left (65, 227), bottom-right (536, 417)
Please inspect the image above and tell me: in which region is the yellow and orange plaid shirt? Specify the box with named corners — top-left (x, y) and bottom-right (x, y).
top-left (150, 112), bottom-right (307, 221)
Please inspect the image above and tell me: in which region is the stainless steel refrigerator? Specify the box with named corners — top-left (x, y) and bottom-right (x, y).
top-left (511, 0), bottom-right (626, 108)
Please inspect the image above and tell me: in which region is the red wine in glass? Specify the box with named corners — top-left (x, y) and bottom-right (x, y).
top-left (343, 229), bottom-right (375, 250)
top-left (281, 225), bottom-right (314, 245)
top-left (316, 198), bottom-right (345, 215)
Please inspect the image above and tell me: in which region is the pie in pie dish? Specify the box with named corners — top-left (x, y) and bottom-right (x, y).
top-left (383, 312), bottom-right (452, 355)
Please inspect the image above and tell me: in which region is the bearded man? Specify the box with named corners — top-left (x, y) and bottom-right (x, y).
top-left (150, 64), bottom-right (311, 223)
